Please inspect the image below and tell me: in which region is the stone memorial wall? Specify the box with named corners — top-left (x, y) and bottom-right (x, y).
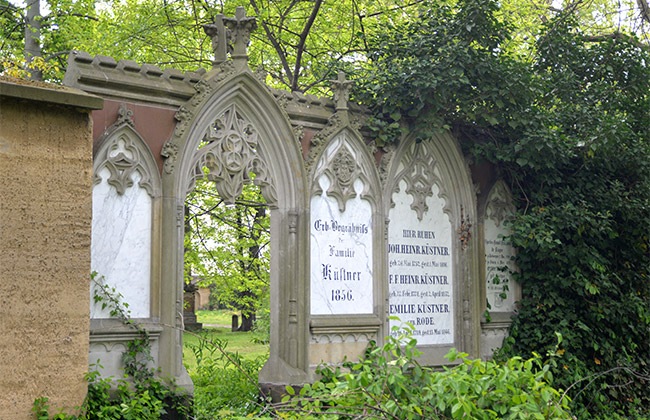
top-left (0, 78), bottom-right (102, 420)
top-left (59, 7), bottom-right (517, 398)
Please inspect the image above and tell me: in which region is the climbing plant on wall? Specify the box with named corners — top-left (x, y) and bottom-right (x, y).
top-left (355, 0), bottom-right (650, 416)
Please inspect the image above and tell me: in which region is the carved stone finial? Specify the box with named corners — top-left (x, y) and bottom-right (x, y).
top-left (330, 71), bottom-right (353, 112)
top-left (223, 6), bottom-right (257, 62)
top-left (116, 103), bottom-right (134, 127)
top-left (203, 14), bottom-right (229, 66)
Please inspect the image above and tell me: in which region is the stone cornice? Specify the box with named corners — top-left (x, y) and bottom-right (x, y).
top-left (63, 51), bottom-right (370, 130)
top-left (1, 76), bottom-right (103, 110)
top-left (62, 51), bottom-right (206, 108)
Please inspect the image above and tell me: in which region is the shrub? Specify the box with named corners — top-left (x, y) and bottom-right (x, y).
top-left (277, 323), bottom-right (572, 419)
top-left (32, 369), bottom-right (189, 420)
top-left (188, 333), bottom-right (268, 419)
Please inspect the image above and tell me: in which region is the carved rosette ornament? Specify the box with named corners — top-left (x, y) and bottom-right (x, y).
top-left (378, 142), bottom-right (397, 185)
top-left (173, 105), bottom-right (192, 138)
top-left (190, 79), bottom-right (213, 108)
top-left (292, 125), bottom-right (305, 143)
top-left (391, 141), bottom-right (446, 221)
top-left (186, 105), bottom-right (277, 206)
top-left (305, 113), bottom-right (343, 174)
top-left (486, 181), bottom-right (516, 227)
top-left (115, 103), bottom-right (134, 127)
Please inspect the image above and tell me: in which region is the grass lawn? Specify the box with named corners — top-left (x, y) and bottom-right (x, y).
top-left (183, 326), bottom-right (268, 374)
top-left (196, 309), bottom-right (238, 325)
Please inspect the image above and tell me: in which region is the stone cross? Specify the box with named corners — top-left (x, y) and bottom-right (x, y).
top-left (202, 14), bottom-right (228, 66)
top-left (330, 71), bottom-right (353, 112)
top-left (223, 6), bottom-right (257, 62)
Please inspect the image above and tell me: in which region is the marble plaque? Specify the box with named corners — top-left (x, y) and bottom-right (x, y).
top-left (388, 181), bottom-right (454, 345)
top-left (91, 167), bottom-right (152, 319)
top-left (484, 218), bottom-right (517, 313)
top-left (310, 175), bottom-right (373, 315)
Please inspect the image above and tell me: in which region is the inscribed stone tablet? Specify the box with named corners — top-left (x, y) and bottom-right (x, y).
top-left (388, 182), bottom-right (454, 345)
top-left (484, 215), bottom-right (517, 312)
top-left (310, 176), bottom-right (373, 315)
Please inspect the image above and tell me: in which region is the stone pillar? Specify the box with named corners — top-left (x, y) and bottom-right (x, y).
top-left (0, 78), bottom-right (102, 419)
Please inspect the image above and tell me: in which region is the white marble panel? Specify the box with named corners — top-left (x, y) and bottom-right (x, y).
top-left (91, 166), bottom-right (151, 319)
top-left (484, 218), bottom-right (517, 313)
top-left (310, 175), bottom-right (373, 315)
top-left (388, 180), bottom-right (454, 345)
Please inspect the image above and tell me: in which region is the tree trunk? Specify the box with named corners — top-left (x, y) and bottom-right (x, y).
top-left (237, 310), bottom-right (256, 332)
top-left (24, 0), bottom-right (42, 80)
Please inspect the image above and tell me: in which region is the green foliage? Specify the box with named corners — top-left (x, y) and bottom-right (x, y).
top-left (33, 369), bottom-right (190, 420)
top-left (354, 0), bottom-right (531, 145)
top-left (277, 323), bottom-right (572, 419)
top-left (357, 0), bottom-right (650, 416)
top-left (493, 17), bottom-right (650, 418)
top-left (185, 179), bottom-right (270, 332)
top-left (187, 331), bottom-right (268, 419)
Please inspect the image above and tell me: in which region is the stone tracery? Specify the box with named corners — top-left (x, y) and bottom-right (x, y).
top-left (185, 104), bottom-right (278, 206)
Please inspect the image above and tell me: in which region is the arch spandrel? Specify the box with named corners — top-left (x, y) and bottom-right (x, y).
top-left (160, 65), bottom-right (309, 390)
top-left (382, 132), bottom-right (480, 365)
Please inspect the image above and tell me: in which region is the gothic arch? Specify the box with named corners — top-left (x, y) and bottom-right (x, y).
top-left (309, 126), bottom-right (381, 213)
top-left (90, 106), bottom-right (163, 378)
top-left (479, 179), bottom-right (520, 358)
top-left (382, 132), bottom-right (481, 365)
top-left (160, 64), bottom-right (308, 390)
top-left (306, 121), bottom-right (386, 371)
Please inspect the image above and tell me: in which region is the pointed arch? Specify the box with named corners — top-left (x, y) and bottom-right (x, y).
top-left (89, 114), bottom-right (163, 379)
top-left (307, 122), bottom-right (386, 368)
top-left (479, 179), bottom-right (520, 358)
top-left (160, 66), bottom-right (308, 389)
top-left (382, 132), bottom-right (480, 365)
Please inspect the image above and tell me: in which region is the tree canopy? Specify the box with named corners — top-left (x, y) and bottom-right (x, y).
top-left (2, 0), bottom-right (648, 88)
top-left (185, 179), bottom-right (270, 332)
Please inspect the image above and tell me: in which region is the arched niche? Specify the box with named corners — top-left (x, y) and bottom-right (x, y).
top-left (382, 132), bottom-right (480, 365)
top-left (160, 65), bottom-right (308, 391)
top-left (307, 126), bottom-right (384, 371)
top-left (90, 105), bottom-right (163, 378)
top-left (479, 179), bottom-right (520, 359)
